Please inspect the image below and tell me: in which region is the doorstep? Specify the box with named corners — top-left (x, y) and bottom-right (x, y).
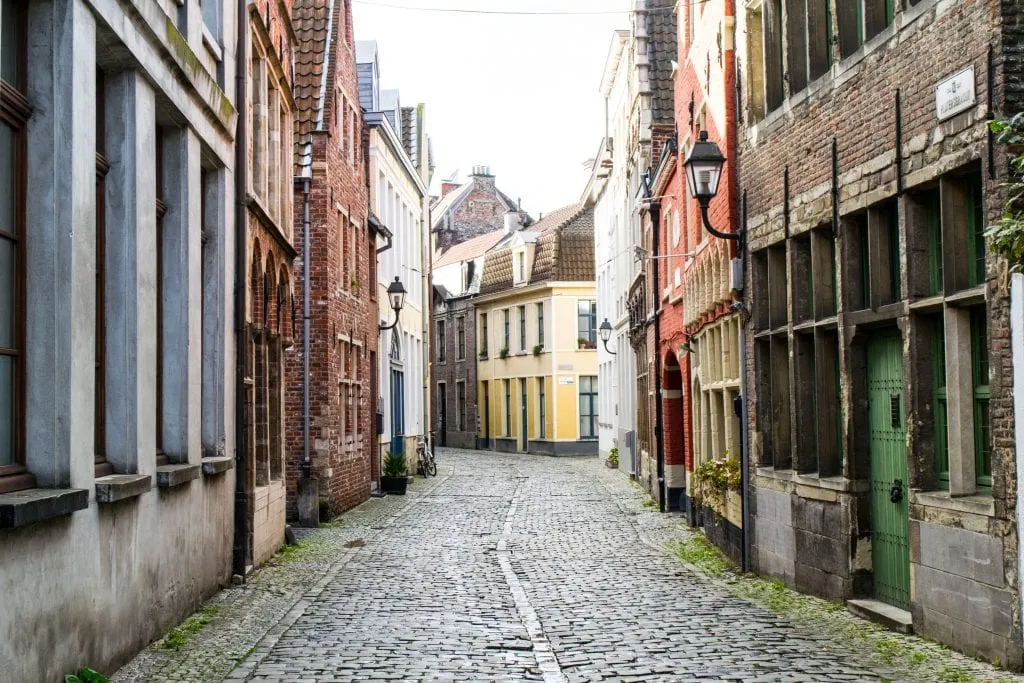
top-left (847, 599), bottom-right (914, 634)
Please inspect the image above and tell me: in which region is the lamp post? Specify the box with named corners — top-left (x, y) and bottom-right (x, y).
top-left (379, 277), bottom-right (407, 331)
top-left (599, 318), bottom-right (616, 355)
top-left (684, 130), bottom-right (740, 248)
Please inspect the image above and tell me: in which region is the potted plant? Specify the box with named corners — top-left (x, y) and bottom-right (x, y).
top-left (499, 347), bottom-right (510, 359)
top-left (532, 344), bottom-right (543, 356)
top-left (606, 447), bottom-right (619, 469)
top-left (381, 451), bottom-right (408, 495)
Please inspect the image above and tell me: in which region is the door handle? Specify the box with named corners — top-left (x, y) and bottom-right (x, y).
top-left (890, 479), bottom-right (904, 504)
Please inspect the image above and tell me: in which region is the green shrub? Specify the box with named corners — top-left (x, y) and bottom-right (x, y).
top-left (65, 669), bottom-right (109, 683)
top-left (383, 450), bottom-right (406, 477)
top-left (691, 456), bottom-right (741, 506)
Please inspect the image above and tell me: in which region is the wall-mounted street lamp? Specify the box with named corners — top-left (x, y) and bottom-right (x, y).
top-left (379, 277), bottom-right (407, 331)
top-left (599, 318), bottom-right (617, 355)
top-left (684, 131), bottom-right (741, 248)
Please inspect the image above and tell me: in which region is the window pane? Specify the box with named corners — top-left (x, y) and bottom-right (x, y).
top-left (0, 123), bottom-right (15, 235)
top-left (0, 354), bottom-right (12, 465)
top-left (1, 0), bottom-right (17, 86)
top-left (0, 237), bottom-right (14, 349)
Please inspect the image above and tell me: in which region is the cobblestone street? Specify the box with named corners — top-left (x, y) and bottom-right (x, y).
top-left (115, 450), bottom-right (1024, 683)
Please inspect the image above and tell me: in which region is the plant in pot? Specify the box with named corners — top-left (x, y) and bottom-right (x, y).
top-left (532, 344), bottom-right (543, 356)
top-left (381, 451), bottom-right (408, 495)
top-left (499, 347), bottom-right (510, 359)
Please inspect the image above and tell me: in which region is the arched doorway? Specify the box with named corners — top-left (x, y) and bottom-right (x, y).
top-left (663, 349), bottom-right (685, 510)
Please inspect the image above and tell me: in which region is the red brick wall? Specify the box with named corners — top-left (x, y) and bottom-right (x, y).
top-left (286, 0), bottom-right (376, 520)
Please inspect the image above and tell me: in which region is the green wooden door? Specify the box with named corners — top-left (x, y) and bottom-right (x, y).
top-left (868, 331), bottom-right (910, 609)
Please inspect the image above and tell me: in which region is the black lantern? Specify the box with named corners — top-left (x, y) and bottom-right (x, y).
top-left (684, 130), bottom-right (726, 206)
top-left (684, 130), bottom-right (740, 246)
top-left (379, 277), bottom-right (407, 331)
top-left (599, 318), bottom-right (616, 355)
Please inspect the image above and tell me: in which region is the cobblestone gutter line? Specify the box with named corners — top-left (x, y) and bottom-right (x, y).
top-left (497, 475), bottom-right (567, 683)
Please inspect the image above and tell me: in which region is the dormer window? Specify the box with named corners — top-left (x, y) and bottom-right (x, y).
top-left (516, 252), bottom-right (526, 283)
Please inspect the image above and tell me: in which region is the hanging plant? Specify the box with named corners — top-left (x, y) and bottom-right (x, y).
top-left (691, 456), bottom-right (741, 507)
top-left (988, 116), bottom-right (1024, 272)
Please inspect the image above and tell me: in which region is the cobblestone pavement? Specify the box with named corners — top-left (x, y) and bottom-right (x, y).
top-left (115, 449), bottom-right (1023, 683)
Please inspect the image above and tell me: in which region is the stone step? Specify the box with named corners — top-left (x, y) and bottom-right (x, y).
top-left (847, 598), bottom-right (914, 634)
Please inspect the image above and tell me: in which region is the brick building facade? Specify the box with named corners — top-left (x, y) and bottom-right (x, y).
top-left (431, 167), bottom-right (528, 255)
top-left (738, 0), bottom-right (1021, 665)
top-left (242, 0), bottom-right (298, 570)
top-left (663, 0), bottom-right (744, 561)
top-left (290, 0), bottom-right (376, 520)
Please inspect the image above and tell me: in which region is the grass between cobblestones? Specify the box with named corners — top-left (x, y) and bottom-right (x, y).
top-left (669, 534), bottom-right (1017, 683)
top-left (159, 605), bottom-right (221, 652)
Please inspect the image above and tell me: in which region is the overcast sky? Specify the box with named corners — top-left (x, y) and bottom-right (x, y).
top-left (353, 0), bottom-right (630, 217)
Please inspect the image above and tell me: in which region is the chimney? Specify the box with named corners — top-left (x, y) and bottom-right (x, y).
top-left (441, 181), bottom-right (460, 197)
top-left (470, 165), bottom-right (495, 190)
top-left (504, 211), bottom-right (521, 235)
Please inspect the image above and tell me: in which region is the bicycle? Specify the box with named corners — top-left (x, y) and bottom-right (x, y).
top-left (416, 437), bottom-right (437, 477)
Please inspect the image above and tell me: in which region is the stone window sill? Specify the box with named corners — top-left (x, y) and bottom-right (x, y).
top-left (912, 490), bottom-right (995, 518)
top-left (156, 464), bottom-right (202, 489)
top-left (202, 456), bottom-right (234, 477)
top-left (95, 474), bottom-right (152, 503)
top-left (0, 488), bottom-right (88, 528)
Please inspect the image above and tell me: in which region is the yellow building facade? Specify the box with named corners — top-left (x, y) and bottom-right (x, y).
top-left (474, 205), bottom-right (598, 455)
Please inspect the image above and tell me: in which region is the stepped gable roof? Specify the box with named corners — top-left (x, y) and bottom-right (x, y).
top-left (479, 203), bottom-right (594, 295)
top-left (293, 0), bottom-right (341, 173)
top-left (434, 228), bottom-right (507, 269)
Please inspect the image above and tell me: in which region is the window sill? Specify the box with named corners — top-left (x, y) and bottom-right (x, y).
top-left (0, 488), bottom-right (89, 528)
top-left (202, 456), bottom-right (234, 477)
top-left (202, 25), bottom-right (222, 63)
top-left (912, 490), bottom-right (995, 518)
top-left (944, 285), bottom-right (986, 307)
top-left (95, 474), bottom-right (152, 503)
top-left (156, 464), bottom-right (202, 489)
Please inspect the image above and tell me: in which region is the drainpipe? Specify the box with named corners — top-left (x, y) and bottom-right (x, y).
top-left (300, 178), bottom-right (311, 478)
top-left (650, 199), bottom-right (665, 513)
top-left (738, 192), bottom-right (751, 573)
top-left (232, 0), bottom-right (250, 578)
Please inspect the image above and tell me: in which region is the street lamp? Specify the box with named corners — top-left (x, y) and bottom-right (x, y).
top-left (599, 318), bottom-right (616, 355)
top-left (379, 277), bottom-right (407, 331)
top-left (684, 130), bottom-right (741, 247)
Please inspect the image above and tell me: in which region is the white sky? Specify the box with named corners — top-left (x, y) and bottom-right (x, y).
top-left (353, 0), bottom-right (630, 217)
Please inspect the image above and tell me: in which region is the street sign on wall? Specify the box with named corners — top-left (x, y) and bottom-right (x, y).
top-left (935, 66), bottom-right (975, 121)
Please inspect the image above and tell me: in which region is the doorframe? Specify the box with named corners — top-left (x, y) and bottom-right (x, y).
top-left (866, 327), bottom-right (911, 610)
top-left (520, 378), bottom-right (528, 452)
top-left (437, 381), bottom-right (447, 447)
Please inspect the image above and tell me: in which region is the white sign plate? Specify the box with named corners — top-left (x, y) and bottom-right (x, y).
top-left (558, 376), bottom-right (575, 385)
top-left (935, 67), bottom-right (975, 121)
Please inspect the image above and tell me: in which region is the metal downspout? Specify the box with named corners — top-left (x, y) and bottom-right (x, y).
top-left (232, 0), bottom-right (250, 578)
top-left (651, 201), bottom-right (665, 513)
top-left (301, 178), bottom-right (311, 478)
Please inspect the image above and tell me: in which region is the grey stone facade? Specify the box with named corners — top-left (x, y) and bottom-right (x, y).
top-left (0, 0), bottom-right (238, 680)
top-left (738, 0), bottom-right (1021, 667)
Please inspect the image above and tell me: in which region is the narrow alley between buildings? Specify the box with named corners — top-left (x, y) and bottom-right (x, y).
top-left (114, 450), bottom-right (1018, 683)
